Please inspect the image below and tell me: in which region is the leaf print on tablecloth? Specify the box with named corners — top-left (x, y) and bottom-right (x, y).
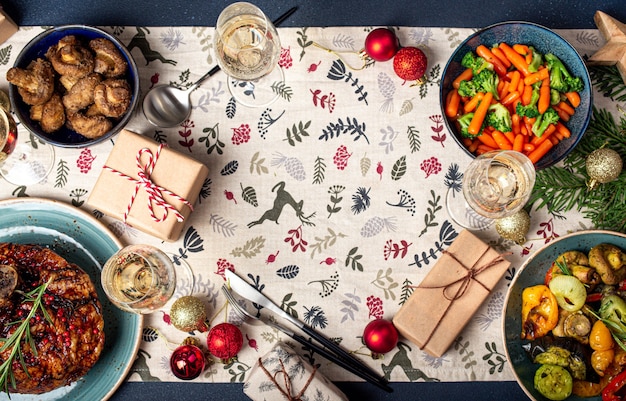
top-left (429, 115), bottom-right (446, 146)
top-left (307, 271), bottom-right (339, 298)
top-left (258, 109), bottom-right (285, 139)
top-left (296, 27), bottom-right (312, 61)
top-left (55, 159), bottom-right (69, 188)
top-left (309, 228), bottom-right (347, 259)
top-left (311, 89), bottom-right (336, 112)
top-left (379, 125), bottom-right (399, 153)
top-left (483, 341), bottom-right (507, 375)
top-left (220, 160), bottom-right (238, 176)
top-left (372, 268), bottom-right (398, 300)
top-left (284, 120), bottom-right (311, 146)
top-left (327, 59), bottom-right (368, 104)
top-left (0, 45), bottom-right (11, 65)
top-left (226, 97), bottom-right (237, 119)
top-left (410, 220), bottom-right (457, 267)
top-left (285, 225), bottom-right (308, 253)
top-left (312, 156), bottom-right (326, 185)
top-left (280, 293), bottom-right (299, 319)
top-left (454, 336), bottom-right (477, 378)
top-left (444, 163), bottom-right (463, 193)
top-left (351, 187), bottom-right (371, 214)
top-left (345, 247), bottom-right (364, 272)
top-left (386, 189), bottom-right (416, 216)
top-left (231, 236), bottom-right (265, 258)
top-left (340, 290), bottom-right (361, 323)
top-left (418, 64), bottom-right (441, 99)
top-left (398, 278), bottom-right (414, 306)
top-left (199, 123), bottom-right (225, 155)
top-left (276, 265), bottom-right (299, 279)
top-left (209, 213), bottom-right (237, 237)
top-left (418, 190), bottom-right (442, 237)
top-left (399, 99), bottom-right (413, 116)
top-left (360, 216), bottom-right (397, 237)
top-left (249, 152), bottom-right (269, 175)
top-left (320, 117), bottom-right (369, 143)
top-left (383, 239), bottom-right (413, 260)
top-left (390, 156), bottom-right (407, 181)
top-left (303, 305), bottom-right (328, 329)
top-left (240, 183), bottom-right (258, 207)
top-left (326, 185), bottom-right (345, 218)
top-left (178, 120), bottom-right (194, 149)
top-left (407, 126), bottom-right (421, 153)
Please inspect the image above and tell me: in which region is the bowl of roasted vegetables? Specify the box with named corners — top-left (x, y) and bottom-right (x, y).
top-left (503, 230), bottom-right (626, 401)
top-left (6, 25), bottom-right (139, 147)
top-left (440, 21), bottom-right (591, 170)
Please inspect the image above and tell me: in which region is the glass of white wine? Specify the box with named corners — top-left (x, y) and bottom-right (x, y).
top-left (214, 2), bottom-right (283, 107)
top-left (446, 150), bottom-right (536, 229)
top-left (101, 244), bottom-right (193, 314)
top-left (0, 91), bottom-right (54, 185)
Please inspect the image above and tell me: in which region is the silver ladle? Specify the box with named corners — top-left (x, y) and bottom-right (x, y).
top-left (142, 65), bottom-right (220, 128)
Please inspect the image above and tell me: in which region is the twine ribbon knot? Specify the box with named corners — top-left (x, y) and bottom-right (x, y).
top-left (258, 358), bottom-right (317, 401)
top-left (103, 144), bottom-right (193, 223)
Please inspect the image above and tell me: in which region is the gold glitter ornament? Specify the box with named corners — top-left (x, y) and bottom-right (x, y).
top-left (495, 209), bottom-right (530, 246)
top-left (586, 148), bottom-right (623, 190)
top-left (170, 296), bottom-right (208, 333)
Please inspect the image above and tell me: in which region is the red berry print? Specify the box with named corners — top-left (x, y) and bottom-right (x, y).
top-left (76, 148), bottom-right (96, 173)
top-left (376, 162), bottom-right (383, 180)
top-left (311, 89), bottom-right (336, 113)
top-left (231, 124), bottom-right (251, 145)
top-left (215, 258), bottom-right (235, 279)
top-left (333, 145), bottom-right (352, 170)
top-left (366, 295), bottom-right (384, 320)
top-left (246, 334), bottom-right (258, 351)
top-left (150, 72), bottom-right (159, 88)
top-left (319, 257), bottom-right (336, 265)
top-left (224, 189), bottom-right (237, 204)
top-left (278, 46), bottom-right (293, 69)
top-left (307, 61), bottom-right (321, 72)
top-left (265, 250), bottom-right (279, 264)
top-left (420, 156), bottom-right (442, 178)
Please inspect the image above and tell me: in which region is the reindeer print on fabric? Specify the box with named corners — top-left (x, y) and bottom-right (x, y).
top-left (248, 181), bottom-right (316, 228)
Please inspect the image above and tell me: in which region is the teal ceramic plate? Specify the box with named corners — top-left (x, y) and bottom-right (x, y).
top-left (0, 197), bottom-right (142, 401)
top-left (503, 230), bottom-right (626, 401)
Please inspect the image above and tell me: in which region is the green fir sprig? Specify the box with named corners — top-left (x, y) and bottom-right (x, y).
top-left (528, 106), bottom-right (626, 231)
top-left (0, 279), bottom-right (53, 395)
top-left (589, 65), bottom-right (626, 103)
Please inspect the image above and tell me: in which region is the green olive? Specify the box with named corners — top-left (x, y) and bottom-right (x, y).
top-left (548, 275), bottom-right (586, 312)
top-left (534, 364), bottom-right (573, 401)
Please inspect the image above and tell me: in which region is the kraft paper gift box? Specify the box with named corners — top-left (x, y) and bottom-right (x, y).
top-left (88, 129), bottom-right (209, 242)
top-left (243, 342), bottom-right (348, 401)
top-left (392, 229), bottom-right (510, 358)
top-left (0, 8), bottom-right (18, 44)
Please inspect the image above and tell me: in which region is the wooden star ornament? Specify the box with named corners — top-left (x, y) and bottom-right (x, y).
top-left (588, 11), bottom-right (626, 84)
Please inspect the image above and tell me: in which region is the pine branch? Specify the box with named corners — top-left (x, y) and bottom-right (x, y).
top-left (589, 65), bottom-right (626, 103)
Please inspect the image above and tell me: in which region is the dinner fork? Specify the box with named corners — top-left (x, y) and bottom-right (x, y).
top-left (220, 285), bottom-right (393, 392)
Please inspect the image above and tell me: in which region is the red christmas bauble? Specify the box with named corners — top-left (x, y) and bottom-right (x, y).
top-left (207, 322), bottom-right (243, 361)
top-left (364, 28), bottom-right (399, 62)
top-left (363, 319), bottom-right (398, 354)
top-left (393, 46), bottom-right (428, 83)
top-left (170, 344), bottom-right (205, 380)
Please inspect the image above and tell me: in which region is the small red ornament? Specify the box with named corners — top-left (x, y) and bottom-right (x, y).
top-left (207, 322), bottom-right (243, 362)
top-left (170, 338), bottom-right (206, 380)
top-left (363, 319), bottom-right (398, 354)
top-left (364, 28), bottom-right (399, 62)
top-left (393, 46), bottom-right (428, 84)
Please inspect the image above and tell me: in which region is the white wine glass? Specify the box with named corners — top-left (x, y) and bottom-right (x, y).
top-left (0, 92), bottom-right (54, 186)
top-left (101, 244), bottom-right (194, 314)
top-left (214, 2), bottom-right (283, 107)
top-left (446, 150), bottom-right (536, 229)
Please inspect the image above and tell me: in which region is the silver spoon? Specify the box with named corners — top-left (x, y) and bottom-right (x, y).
top-left (142, 65), bottom-right (220, 128)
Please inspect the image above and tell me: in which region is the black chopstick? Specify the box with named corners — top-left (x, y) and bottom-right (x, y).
top-left (268, 320), bottom-right (393, 392)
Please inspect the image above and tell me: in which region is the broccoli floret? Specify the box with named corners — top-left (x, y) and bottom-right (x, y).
top-left (486, 103), bottom-right (512, 133)
top-left (461, 51), bottom-right (492, 75)
top-left (515, 82), bottom-right (541, 118)
top-left (550, 89), bottom-right (561, 105)
top-left (456, 112), bottom-right (479, 138)
top-left (473, 69), bottom-right (499, 99)
top-left (457, 79), bottom-right (478, 97)
top-left (527, 46), bottom-right (543, 73)
top-left (545, 53), bottom-right (583, 93)
top-left (531, 107), bottom-right (559, 137)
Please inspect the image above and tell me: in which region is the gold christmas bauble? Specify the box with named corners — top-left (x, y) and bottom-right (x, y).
top-left (495, 209), bottom-right (530, 246)
top-left (586, 148), bottom-right (623, 190)
top-left (170, 296), bottom-right (208, 333)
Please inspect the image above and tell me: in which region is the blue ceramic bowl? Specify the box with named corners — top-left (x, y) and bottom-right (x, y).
top-left (440, 21), bottom-right (592, 170)
top-left (8, 25), bottom-right (139, 148)
top-left (503, 230), bottom-right (626, 401)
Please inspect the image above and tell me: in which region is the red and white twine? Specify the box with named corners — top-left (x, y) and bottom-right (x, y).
top-left (103, 144), bottom-right (193, 223)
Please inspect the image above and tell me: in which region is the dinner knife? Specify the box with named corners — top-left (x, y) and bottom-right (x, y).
top-left (224, 269), bottom-right (392, 392)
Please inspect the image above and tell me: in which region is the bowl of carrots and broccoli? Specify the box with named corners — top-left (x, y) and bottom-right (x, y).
top-left (440, 21), bottom-right (592, 170)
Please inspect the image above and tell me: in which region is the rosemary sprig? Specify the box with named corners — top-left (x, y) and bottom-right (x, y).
top-left (0, 278), bottom-right (53, 395)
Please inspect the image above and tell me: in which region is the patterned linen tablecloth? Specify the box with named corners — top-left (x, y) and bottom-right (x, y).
top-left (0, 25), bottom-right (617, 385)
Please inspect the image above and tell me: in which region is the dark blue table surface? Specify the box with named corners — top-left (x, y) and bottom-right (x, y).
top-left (3, 1), bottom-right (624, 400)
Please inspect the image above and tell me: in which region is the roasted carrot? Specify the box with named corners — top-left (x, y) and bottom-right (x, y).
top-left (476, 45), bottom-right (507, 76)
top-left (476, 144), bottom-right (497, 154)
top-left (498, 42), bottom-right (531, 77)
top-left (512, 113), bottom-right (521, 135)
top-left (513, 44), bottom-right (529, 55)
top-left (476, 132), bottom-right (498, 149)
top-left (523, 68), bottom-right (549, 86)
top-left (491, 46), bottom-right (511, 68)
top-left (556, 121), bottom-right (571, 138)
top-left (523, 143), bottom-right (536, 153)
top-left (492, 130), bottom-right (513, 150)
top-left (565, 91), bottom-right (581, 107)
top-left (504, 130), bottom-right (516, 143)
top-left (552, 104), bottom-right (570, 122)
top-left (530, 124), bottom-right (556, 145)
top-left (453, 68), bottom-right (473, 89)
top-left (463, 92), bottom-right (484, 113)
top-left (527, 139), bottom-right (554, 164)
top-left (521, 84), bottom-right (533, 105)
top-left (468, 92), bottom-right (493, 136)
top-left (508, 71), bottom-right (521, 94)
top-left (556, 101), bottom-right (575, 116)
top-left (538, 77), bottom-right (550, 114)
top-left (513, 133), bottom-right (525, 152)
top-left (467, 139), bottom-right (480, 153)
top-left (501, 91), bottom-right (520, 105)
top-left (498, 80), bottom-right (508, 98)
top-left (445, 89), bottom-right (461, 118)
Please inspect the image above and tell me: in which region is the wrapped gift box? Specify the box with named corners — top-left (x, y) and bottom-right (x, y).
top-left (88, 129), bottom-right (209, 241)
top-left (392, 230), bottom-right (510, 357)
top-left (244, 342), bottom-right (348, 401)
top-left (0, 8), bottom-right (18, 44)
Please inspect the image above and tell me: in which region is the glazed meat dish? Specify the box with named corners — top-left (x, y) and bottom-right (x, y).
top-left (6, 34), bottom-right (131, 138)
top-left (0, 243), bottom-right (105, 394)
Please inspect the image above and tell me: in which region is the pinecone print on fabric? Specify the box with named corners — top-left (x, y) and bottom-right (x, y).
top-left (271, 152), bottom-right (306, 181)
top-left (360, 216), bottom-right (397, 237)
top-left (377, 72), bottom-right (396, 113)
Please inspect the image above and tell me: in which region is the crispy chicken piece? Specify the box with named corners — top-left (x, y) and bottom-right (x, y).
top-left (66, 110), bottom-right (112, 139)
top-left (89, 38), bottom-right (128, 78)
top-left (6, 58), bottom-right (55, 106)
top-left (62, 72), bottom-right (102, 113)
top-left (46, 35), bottom-right (94, 78)
top-left (39, 93), bottom-right (66, 133)
top-left (93, 78), bottom-right (131, 118)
